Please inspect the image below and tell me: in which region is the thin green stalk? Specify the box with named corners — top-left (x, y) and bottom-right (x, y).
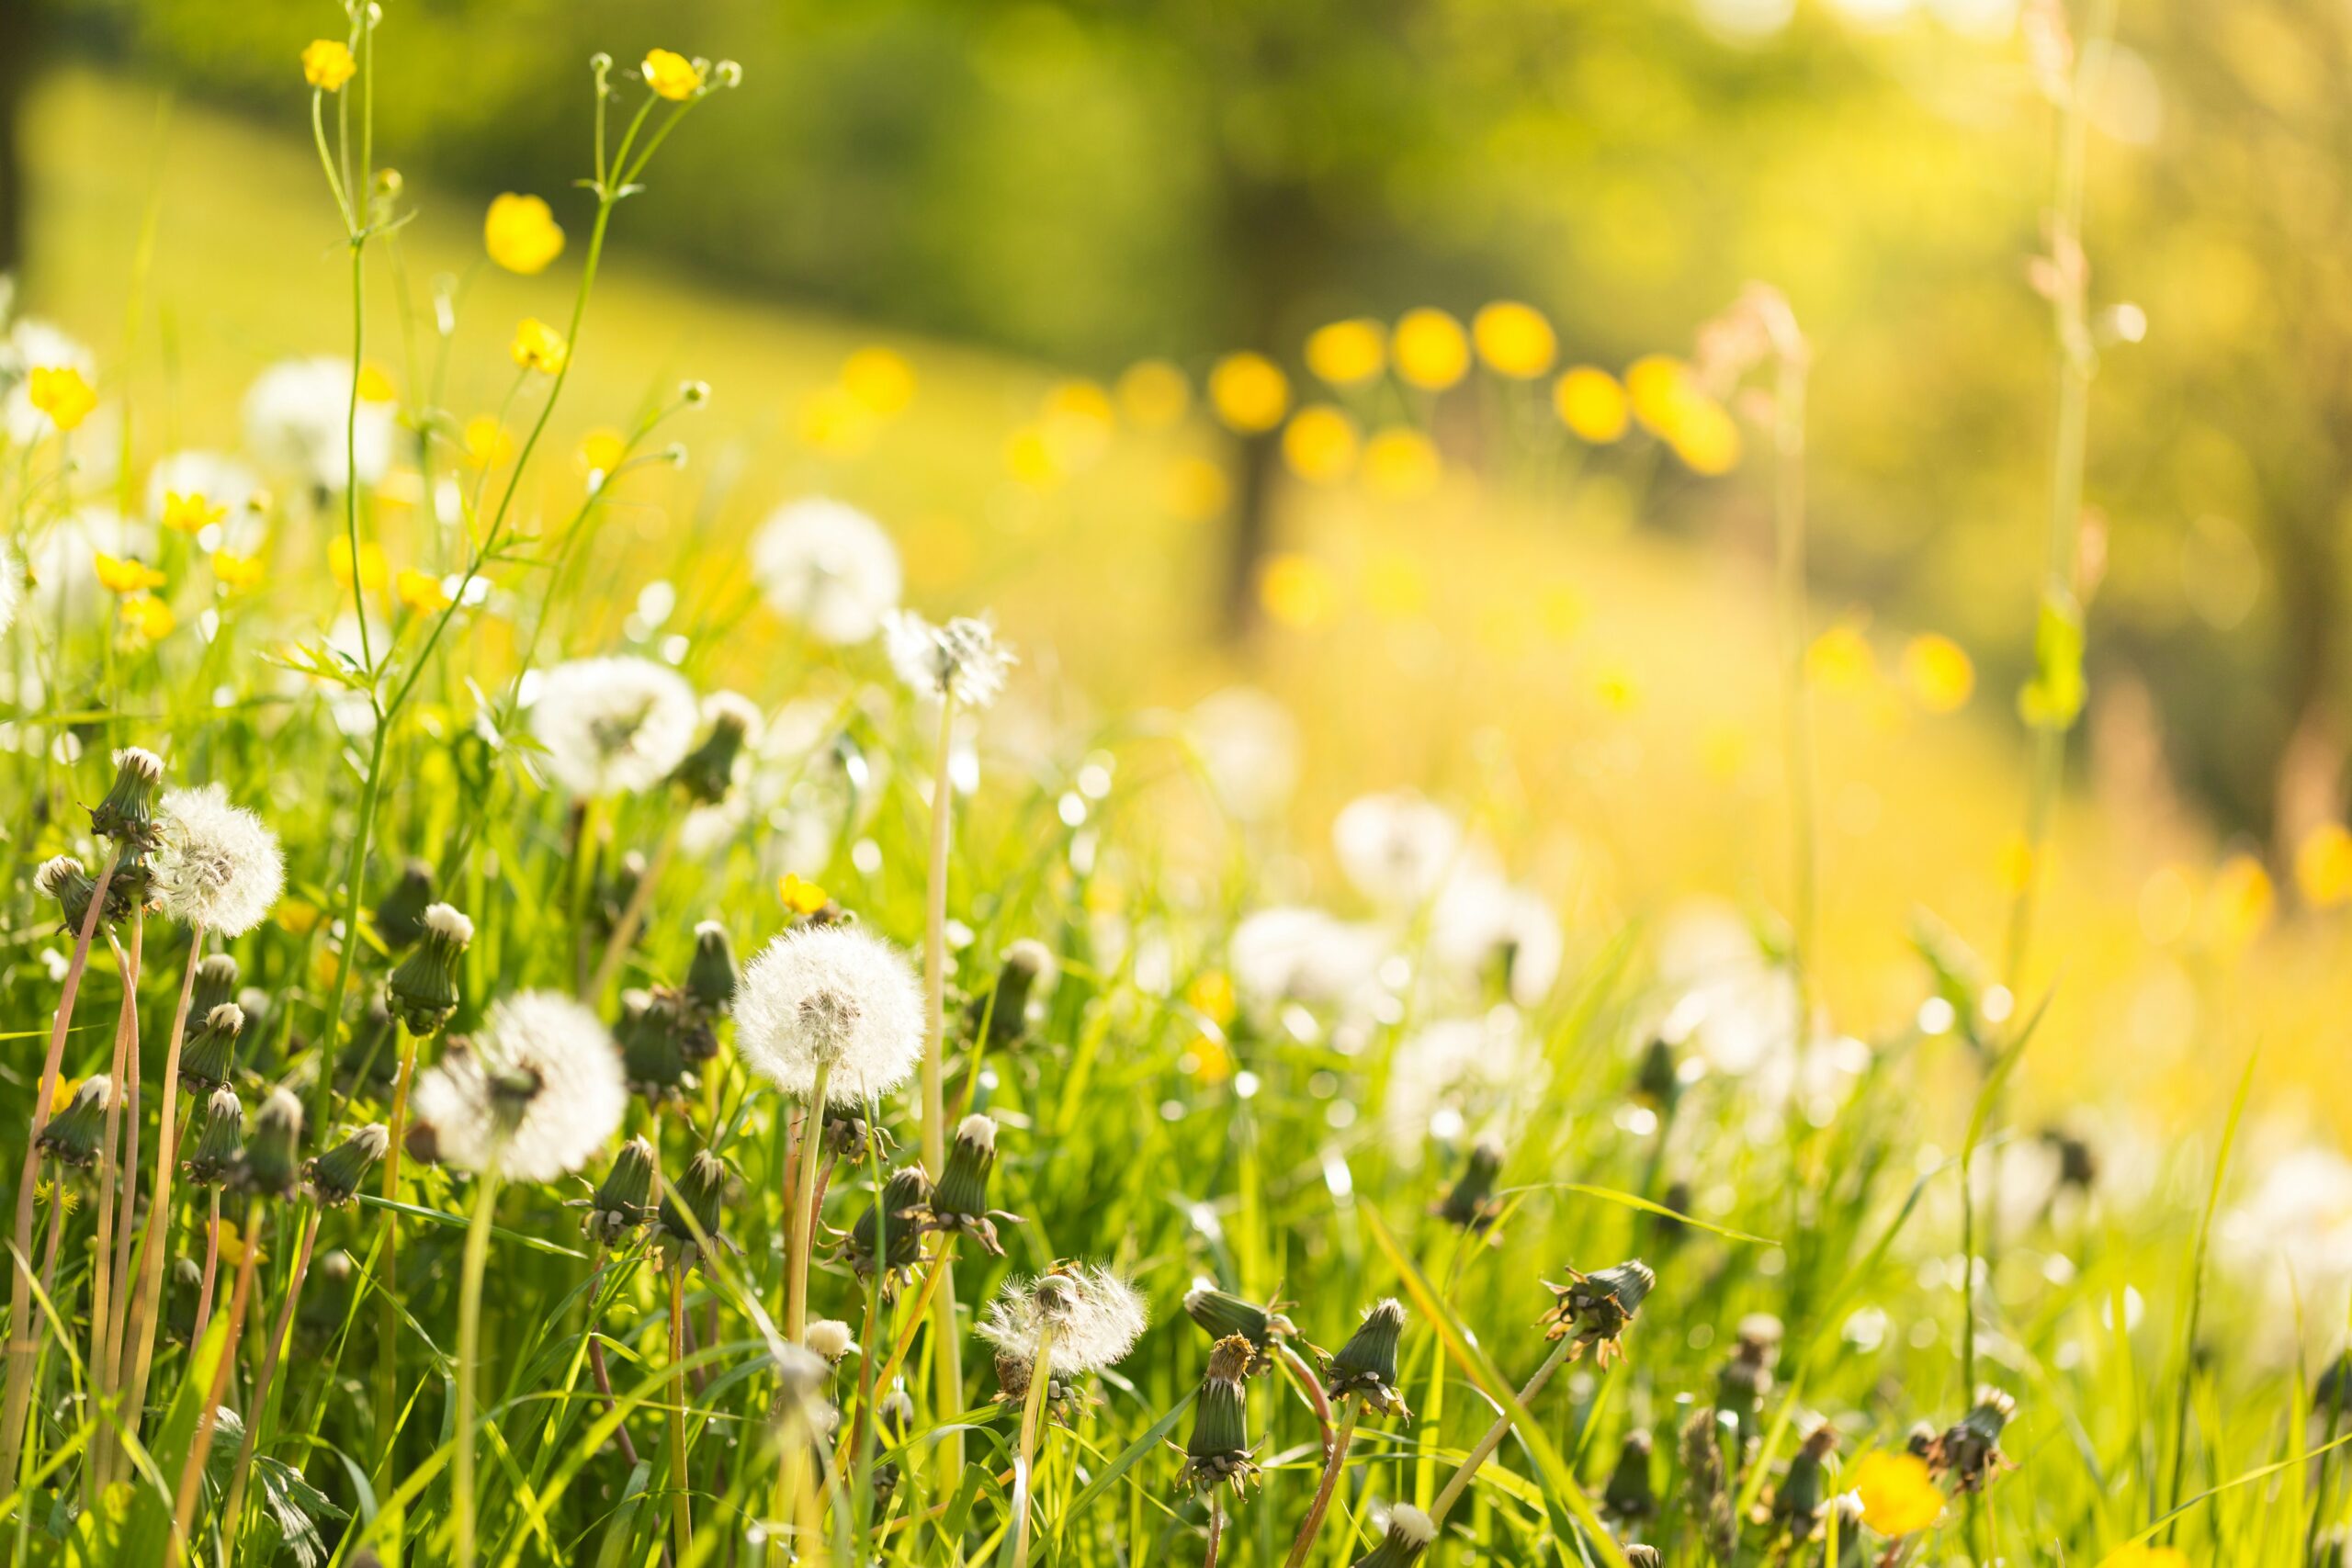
top-left (1427, 1335), bottom-right (1578, 1525)
top-left (668, 1267), bottom-right (693, 1564)
top-left (922, 694), bottom-right (964, 1476)
top-left (786, 1063), bottom-right (834, 1344)
top-left (1007, 1326), bottom-right (1057, 1568)
top-left (220, 1207), bottom-right (322, 1550)
top-left (1283, 1395), bottom-right (1360, 1568)
top-left (454, 1170), bottom-right (503, 1568)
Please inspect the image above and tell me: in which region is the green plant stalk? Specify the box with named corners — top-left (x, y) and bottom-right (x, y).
top-left (668, 1267), bottom-right (693, 1564)
top-left (453, 1170), bottom-right (503, 1568)
top-left (193, 1190), bottom-right (222, 1342)
top-left (1282, 1393), bottom-right (1360, 1568)
top-left (371, 1028), bottom-right (423, 1552)
top-left (1007, 1326), bottom-right (1057, 1568)
top-left (166, 1203), bottom-right (261, 1568)
top-left (922, 693), bottom-right (965, 1479)
top-left (786, 1061), bottom-right (833, 1344)
top-left (220, 1205), bottom-right (322, 1550)
top-left (84, 919), bottom-right (141, 1500)
top-left (1428, 1334), bottom-right (1579, 1524)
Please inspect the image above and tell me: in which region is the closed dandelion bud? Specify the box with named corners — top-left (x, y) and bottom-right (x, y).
top-left (618, 988), bottom-right (692, 1101)
top-left (191, 953), bottom-right (241, 1021)
top-left (1182, 1286), bottom-right (1296, 1375)
top-left (376, 859), bottom-right (436, 949)
top-left (1180, 1335), bottom-right (1261, 1495)
top-left (305, 1123), bottom-right (389, 1205)
top-left (2044, 1126), bottom-right (2098, 1193)
top-left (239, 1087), bottom-right (305, 1199)
top-left (1604, 1427), bottom-right (1656, 1522)
top-left (671, 693), bottom-right (760, 806)
top-left (90, 747), bottom-right (165, 848)
top-left (1826, 1494), bottom-right (1866, 1566)
top-left (179, 1003), bottom-right (245, 1092)
top-left (1634, 1036), bottom-right (1680, 1111)
top-left (1719, 1314), bottom-right (1780, 1439)
top-left (388, 903), bottom-right (472, 1034)
top-left (929, 1113), bottom-right (1018, 1255)
top-left (1655, 1179), bottom-right (1694, 1254)
top-left (36, 855), bottom-right (101, 933)
top-left (820, 1107), bottom-right (890, 1163)
top-left (1678, 1404), bottom-right (1736, 1564)
top-left (583, 1136), bottom-right (658, 1242)
top-left (685, 920), bottom-right (739, 1015)
top-left (182, 1088), bottom-right (245, 1185)
top-left (1326, 1298), bottom-right (1412, 1418)
top-left (1928, 1386), bottom-right (2017, 1493)
top-left (1541, 1259), bottom-right (1655, 1368)
top-left (166, 1256), bottom-right (204, 1344)
top-left (37, 1077), bottom-right (110, 1168)
top-left (1351, 1504), bottom-right (1435, 1568)
top-left (657, 1148), bottom-right (733, 1263)
top-left (971, 939), bottom-right (1056, 1047)
top-left (844, 1166), bottom-right (932, 1292)
top-left (1770, 1422), bottom-right (1837, 1538)
top-left (1435, 1135), bottom-right (1505, 1232)
top-left (804, 1318), bottom-right (858, 1365)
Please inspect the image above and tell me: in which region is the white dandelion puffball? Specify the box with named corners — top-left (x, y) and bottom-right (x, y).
top-left (153, 784), bottom-right (286, 937)
top-left (529, 656), bottom-right (699, 796)
top-left (242, 356), bottom-right (395, 491)
top-left (978, 1265), bottom-right (1148, 1375)
top-left (410, 991), bottom-right (626, 1182)
top-left (884, 609), bottom-right (1014, 709)
top-left (1430, 872), bottom-right (1564, 1008)
top-left (146, 451), bottom-right (265, 542)
top-left (750, 497), bottom-right (903, 645)
top-left (1333, 791), bottom-right (1466, 908)
top-left (1, 319), bottom-right (94, 445)
top-left (1228, 905), bottom-right (1388, 1015)
top-left (1187, 686), bottom-right (1301, 823)
top-left (735, 925), bottom-right (923, 1105)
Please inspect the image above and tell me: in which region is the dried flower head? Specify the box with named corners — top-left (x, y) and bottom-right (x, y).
top-left (1352, 1504), bottom-right (1436, 1568)
top-left (376, 859), bottom-right (436, 950)
top-left (182, 1087), bottom-right (245, 1186)
top-left (978, 1263), bottom-right (1148, 1378)
top-left (409, 992), bottom-right (626, 1182)
top-left (36, 855), bottom-right (109, 934)
top-left (90, 747), bottom-right (166, 850)
top-left (927, 1113), bottom-right (1020, 1255)
top-left (735, 925), bottom-right (923, 1106)
top-left (239, 1086), bottom-right (305, 1199)
top-left (1766, 1421), bottom-right (1838, 1540)
top-left (530, 656), bottom-right (699, 797)
top-left (1182, 1286), bottom-right (1297, 1376)
top-left (179, 1002), bottom-right (246, 1092)
top-left (672, 692), bottom-right (762, 806)
top-left (749, 497), bottom-right (902, 646)
top-left (388, 904), bottom-right (472, 1035)
top-left (581, 1136), bottom-right (658, 1243)
top-left (305, 1123), bottom-right (390, 1206)
top-left (152, 784), bottom-right (285, 936)
top-left (884, 609), bottom-right (1014, 709)
top-left (36, 1077), bottom-right (111, 1168)
top-left (1179, 1335), bottom-right (1261, 1495)
top-left (243, 356), bottom-right (394, 491)
top-left (1540, 1260), bottom-right (1656, 1368)
top-left (1325, 1298), bottom-right (1413, 1418)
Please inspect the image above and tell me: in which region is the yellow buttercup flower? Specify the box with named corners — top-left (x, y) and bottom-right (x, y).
top-left (94, 553), bottom-right (164, 594)
top-left (160, 491), bottom-right (227, 536)
top-left (1004, 423), bottom-right (1059, 489)
top-left (302, 39), bottom-right (357, 92)
top-left (217, 1217), bottom-right (266, 1269)
top-left (331, 537), bottom-right (390, 592)
top-left (1259, 553), bottom-right (1336, 630)
top-left (642, 49), bottom-right (705, 101)
top-left (28, 367), bottom-right (96, 433)
top-left (1851, 1452), bottom-right (1942, 1537)
top-left (510, 318), bottom-right (569, 376)
top-left (1163, 457), bottom-right (1229, 521)
top-left (842, 347), bottom-right (917, 417)
top-left (1392, 309), bottom-right (1470, 391)
top-left (2097, 1546), bottom-right (2189, 1568)
top-left (396, 570), bottom-right (452, 615)
top-left (780, 874), bottom-right (831, 916)
top-left (1115, 360), bottom-right (1190, 430)
top-left (210, 550), bottom-right (266, 592)
top-left (1305, 319), bottom-right (1386, 387)
top-left (463, 415), bottom-right (516, 469)
top-left (1281, 405), bottom-right (1359, 485)
top-left (356, 361), bottom-right (398, 403)
top-left (577, 428), bottom-right (628, 477)
top-left (1363, 427), bottom-right (1442, 502)
top-left (1184, 970), bottom-right (1237, 1028)
top-left (2296, 822), bottom-right (2352, 908)
top-left (1901, 633), bottom-right (1976, 713)
top-left (1473, 301), bottom-right (1557, 378)
top-left (483, 193), bottom-right (565, 276)
top-left (1209, 353), bottom-right (1290, 434)
top-left (1807, 622), bottom-right (1877, 694)
top-left (1554, 367), bottom-right (1630, 443)
top-left (119, 594), bottom-right (174, 640)
top-left (2205, 853), bottom-right (2274, 950)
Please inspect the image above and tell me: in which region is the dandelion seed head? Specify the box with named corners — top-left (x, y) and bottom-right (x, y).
top-left (749, 498), bottom-right (902, 646)
top-left (153, 784), bottom-right (285, 935)
top-left (884, 610), bottom-right (1014, 709)
top-left (424, 903), bottom-right (475, 944)
top-left (1384, 1505), bottom-right (1436, 1546)
top-left (243, 357), bottom-right (395, 491)
top-left (1333, 792), bottom-right (1464, 908)
top-left (410, 991), bottom-right (626, 1182)
top-left (978, 1264), bottom-right (1148, 1375)
top-left (804, 1318), bottom-right (857, 1363)
top-left (735, 926), bottom-right (922, 1105)
top-left (529, 656), bottom-right (699, 796)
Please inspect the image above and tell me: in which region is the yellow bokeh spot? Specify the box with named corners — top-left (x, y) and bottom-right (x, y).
top-left (1163, 457), bottom-right (1229, 521)
top-left (578, 427), bottom-right (628, 477)
top-left (641, 49), bottom-right (705, 101)
top-left (396, 570), bottom-right (452, 615)
top-left (1115, 360), bottom-right (1191, 430)
top-left (301, 39), bottom-right (356, 93)
top-left (119, 594), bottom-right (174, 640)
top-left (1260, 553), bottom-right (1337, 630)
top-left (1901, 634), bottom-right (1976, 713)
top-left (798, 385), bottom-right (879, 456)
top-left (483, 193), bottom-right (565, 276)
top-left (93, 553), bottom-right (165, 594)
top-left (1363, 427), bottom-right (1442, 502)
top-left (1538, 583), bottom-right (1589, 641)
top-left (277, 900), bottom-right (323, 936)
top-left (1666, 398), bottom-right (1742, 475)
top-left (1700, 721), bottom-right (1749, 783)
top-left (1473, 300), bottom-right (1557, 379)
top-left (210, 550), bottom-right (266, 592)
top-left (356, 362), bottom-right (398, 403)
top-left (2205, 852), bottom-right (2274, 950)
top-left (1185, 1032), bottom-right (1236, 1083)
top-left (780, 874), bottom-right (831, 915)
top-left (463, 415), bottom-right (515, 469)
top-left (1392, 309), bottom-right (1470, 392)
top-left (1185, 970), bottom-right (1237, 1027)
top-left (1807, 622), bottom-right (1878, 694)
top-left (1997, 835), bottom-right (2039, 895)
top-left (1305, 319), bottom-right (1387, 387)
top-left (1209, 353), bottom-right (1291, 434)
top-left (218, 1217), bottom-right (266, 1269)
top-left (160, 491), bottom-right (226, 536)
top-left (1554, 367), bottom-right (1630, 443)
top-left (28, 367), bottom-right (96, 434)
top-left (1627, 355), bottom-right (1743, 475)
top-left (1042, 379), bottom-right (1116, 468)
top-left (331, 537), bottom-right (390, 592)
top-left (2296, 822), bottom-right (2352, 908)
top-left (842, 347), bottom-right (917, 417)
top-left (1004, 423), bottom-right (1060, 490)
top-left (510, 318), bottom-right (569, 377)
top-left (1594, 663), bottom-right (1641, 713)
top-left (1365, 552), bottom-right (1430, 621)
top-left (1281, 405), bottom-right (1360, 485)
top-left (1851, 1452), bottom-right (1942, 1537)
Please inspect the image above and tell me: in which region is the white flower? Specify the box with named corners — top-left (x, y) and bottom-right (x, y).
top-left (0, 546), bottom-right (18, 640)
top-left (735, 925), bottom-right (923, 1105)
top-left (749, 498), bottom-right (902, 645)
top-left (1186, 686), bottom-right (1300, 823)
top-left (242, 357), bottom-right (394, 491)
top-left (1430, 873), bottom-right (1563, 1008)
top-left (1228, 906), bottom-right (1387, 1014)
top-left (1382, 1010), bottom-right (1544, 1156)
top-left (528, 656), bottom-right (699, 796)
top-left (152, 784), bottom-right (286, 936)
top-left (884, 610), bottom-right (1014, 709)
top-left (146, 451), bottom-right (265, 545)
top-left (410, 991), bottom-right (626, 1182)
top-left (1, 320), bottom-right (94, 445)
top-left (1654, 898), bottom-right (1799, 1078)
top-left (2223, 1145), bottom-right (2352, 1304)
top-left (1333, 792), bottom-right (1465, 908)
top-left (978, 1264), bottom-right (1148, 1375)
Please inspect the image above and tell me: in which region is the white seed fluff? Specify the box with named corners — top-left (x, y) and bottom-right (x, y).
top-left (734, 926), bottom-right (923, 1106)
top-left (424, 903), bottom-right (476, 944)
top-left (152, 784), bottom-right (286, 937)
top-left (977, 1265), bottom-right (1148, 1376)
top-left (884, 609), bottom-right (1014, 710)
top-left (1332, 791), bottom-right (1465, 908)
top-left (1383, 1505), bottom-right (1436, 1546)
top-left (528, 656), bottom-right (699, 796)
top-left (410, 991), bottom-right (626, 1182)
top-left (803, 1318), bottom-right (858, 1363)
top-left (749, 497), bottom-right (903, 646)
top-left (242, 356), bottom-right (395, 491)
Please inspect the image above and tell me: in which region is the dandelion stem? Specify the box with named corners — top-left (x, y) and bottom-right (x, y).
top-left (590, 818), bottom-right (679, 1001)
top-left (453, 1170), bottom-right (502, 1568)
top-left (85, 918), bottom-right (141, 1498)
top-left (167, 1203), bottom-right (261, 1568)
top-left (786, 1063), bottom-right (832, 1344)
top-left (1008, 1326), bottom-right (1057, 1568)
top-left (1428, 1335), bottom-right (1578, 1525)
top-left (1204, 1492), bottom-right (1226, 1568)
top-left (921, 693), bottom-right (965, 1475)
top-left (372, 1030), bottom-right (421, 1530)
top-left (194, 1190), bottom-right (222, 1344)
top-left (1283, 1394), bottom-right (1360, 1568)
top-left (220, 1206), bottom-right (321, 1551)
top-left (668, 1266), bottom-right (694, 1564)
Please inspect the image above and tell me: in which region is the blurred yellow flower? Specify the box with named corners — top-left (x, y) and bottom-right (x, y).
top-left (2296, 822), bottom-right (2352, 908)
top-left (1363, 427), bottom-right (1442, 502)
top-left (510, 318), bottom-right (569, 376)
top-left (1595, 663), bottom-right (1641, 712)
top-left (160, 491), bottom-right (227, 536)
top-left (1626, 354), bottom-right (1743, 474)
top-left (1366, 552), bottom-right (1430, 620)
top-left (1163, 456), bottom-right (1229, 521)
top-left (577, 427), bottom-right (628, 477)
top-left (1807, 622), bottom-right (1877, 694)
top-left (843, 346), bottom-right (917, 417)
top-left (396, 570), bottom-right (452, 615)
top-left (1852, 1452), bottom-right (1942, 1536)
top-left (331, 537), bottom-right (390, 592)
top-left (1185, 969), bottom-right (1237, 1027)
top-left (210, 550), bottom-right (266, 592)
top-left (1538, 583), bottom-right (1589, 641)
top-left (780, 874), bottom-right (830, 915)
top-left (1473, 301), bottom-right (1557, 379)
top-left (356, 362), bottom-right (398, 403)
top-left (483, 193), bottom-right (565, 276)
top-left (29, 367), bottom-right (96, 433)
top-left (119, 594), bottom-right (174, 640)
top-left (1305, 319), bottom-right (1386, 387)
top-left (1005, 423), bottom-right (1059, 490)
top-left (1260, 553), bottom-right (1336, 630)
top-left (1997, 834), bottom-right (2039, 894)
top-left (301, 39), bottom-right (356, 92)
top-left (1666, 398), bottom-right (1742, 475)
top-left (1186, 1032), bottom-right (1236, 1083)
top-left (1209, 353), bottom-right (1291, 434)
top-left (1554, 367), bottom-right (1630, 443)
top-left (1625, 355), bottom-right (1690, 432)
top-left (1392, 309), bottom-right (1470, 391)
top-left (1115, 360), bottom-right (1190, 430)
top-left (277, 900), bottom-right (323, 936)
top-left (2097, 1546), bottom-right (2189, 1568)
top-left (50, 1077), bottom-right (82, 1116)
top-left (1282, 405), bottom-right (1360, 485)
top-left (642, 49), bottom-right (704, 100)
top-left (798, 385), bottom-right (879, 455)
top-left (218, 1217), bottom-right (265, 1269)
top-left (463, 415), bottom-right (515, 469)
top-left (1901, 634), bottom-right (1976, 713)
top-left (93, 553), bottom-right (164, 594)
top-left (2206, 853), bottom-right (2274, 949)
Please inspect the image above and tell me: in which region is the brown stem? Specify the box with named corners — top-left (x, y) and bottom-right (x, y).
top-left (86, 919), bottom-right (140, 1497)
top-left (1283, 1394), bottom-right (1361, 1568)
top-left (586, 1333), bottom-right (640, 1468)
top-left (167, 1207), bottom-right (260, 1568)
top-left (193, 1191), bottom-right (222, 1345)
top-left (1204, 1493), bottom-right (1225, 1568)
top-left (220, 1208), bottom-right (320, 1550)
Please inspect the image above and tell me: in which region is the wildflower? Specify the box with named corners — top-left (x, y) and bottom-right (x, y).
top-left (483, 193), bottom-right (565, 275)
top-left (1324, 1299), bottom-right (1412, 1417)
top-left (149, 452), bottom-right (261, 537)
top-left (304, 1123), bottom-right (390, 1206)
top-left (671, 692), bottom-right (762, 805)
top-left (1851, 1450), bottom-right (1941, 1536)
top-left (1603, 1427), bottom-right (1656, 1523)
top-left (1718, 1314), bottom-right (1781, 1442)
top-left (396, 570), bottom-right (452, 615)
top-left (239, 1087), bottom-right (305, 1199)
top-left (90, 746), bottom-right (165, 851)
top-left (685, 921), bottom-right (739, 1015)
top-left (779, 874), bottom-right (834, 919)
top-left (529, 655), bottom-right (698, 796)
top-left (1621, 1550), bottom-right (1660, 1568)
top-left (1539, 1259), bottom-right (1655, 1367)
top-left (842, 1166), bottom-right (932, 1293)
top-left (980, 1264), bottom-right (1148, 1392)
top-left (1283, 405), bottom-right (1360, 484)
top-left (1182, 1287), bottom-right (1297, 1376)
top-left (1351, 1504), bottom-right (1436, 1568)
top-left (210, 551), bottom-right (265, 592)
top-left (1473, 301), bottom-right (1557, 378)
top-left (301, 39), bottom-right (357, 91)
top-left (1901, 634), bottom-right (1975, 713)
top-left (510, 317), bottom-right (569, 376)
top-left (1306, 319), bottom-right (1386, 387)
top-left (656, 1147), bottom-right (733, 1264)
top-left (928, 1113), bottom-right (1020, 1255)
top-left (581, 1136), bottom-right (658, 1243)
top-left (375, 860), bottom-right (436, 950)
top-left (1332, 792), bottom-right (1464, 908)
top-left (1208, 353), bottom-right (1290, 434)
top-left (1179, 1335), bottom-right (1261, 1495)
top-left (735, 925), bottom-right (923, 1106)
top-left (243, 357), bottom-right (396, 491)
top-left (1393, 309), bottom-right (1469, 391)
top-left (884, 608), bottom-right (1015, 709)
top-left (1928, 1386), bottom-right (2017, 1492)
top-left (971, 939), bottom-right (1055, 1048)
top-left (1555, 367), bottom-right (1630, 442)
top-left (388, 903), bottom-right (472, 1035)
top-left (805, 1318), bottom-right (858, 1365)
top-left (93, 553), bottom-right (163, 595)
top-left (191, 953), bottom-right (240, 1020)
top-left (119, 594), bottom-right (175, 641)
top-left (1435, 1135), bottom-right (1505, 1233)
top-left (36, 1077), bottom-right (110, 1168)
top-left (641, 49), bottom-right (705, 99)
top-left (179, 1003), bottom-right (246, 1092)
top-left (747, 498), bottom-right (903, 646)
top-left (1767, 1422), bottom-right (1838, 1541)
top-left (408, 991), bottom-right (627, 1182)
top-left (28, 367), bottom-right (96, 433)
top-left (617, 987), bottom-right (693, 1101)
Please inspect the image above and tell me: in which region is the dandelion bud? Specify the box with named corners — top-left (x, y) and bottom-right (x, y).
top-left (1769, 1422), bottom-right (1837, 1539)
top-left (589, 51), bottom-right (613, 73)
top-left (1603, 1427), bottom-right (1656, 1523)
top-left (1679, 1405), bottom-right (1736, 1564)
top-left (1540, 1259), bottom-right (1655, 1368)
top-left (1435, 1134), bottom-right (1504, 1233)
top-left (583, 1135), bottom-right (658, 1242)
top-left (1634, 1036), bottom-right (1680, 1111)
top-left (804, 1318), bottom-right (857, 1364)
top-left (183, 1087), bottom-right (245, 1186)
top-left (657, 1147), bottom-right (733, 1265)
top-left (1351, 1504), bottom-right (1435, 1568)
top-left (90, 747), bottom-right (165, 848)
top-left (1325, 1298), bottom-right (1412, 1418)
top-left (970, 939), bottom-right (1056, 1048)
top-left (681, 379), bottom-right (711, 404)
top-left (305, 1123), bottom-right (390, 1206)
top-left (928, 1113), bottom-right (1018, 1255)
top-left (36, 855), bottom-right (101, 932)
top-left (239, 1086), bottom-right (305, 1199)
top-left (820, 1106), bottom-right (892, 1163)
top-left (618, 988), bottom-right (693, 1101)
top-left (180, 1003), bottom-right (245, 1092)
top-left (1719, 1315), bottom-right (1780, 1441)
top-left (36, 1077), bottom-right (111, 1168)
top-left (671, 693), bottom-right (760, 806)
top-left (844, 1166), bottom-right (932, 1292)
top-left (191, 953), bottom-right (241, 1021)
top-left (1622, 1549), bottom-right (1661, 1568)
top-left (300, 1249), bottom-right (357, 1343)
top-left (1182, 1286), bottom-right (1297, 1375)
top-left (1928, 1386), bottom-right (2017, 1493)
top-left (376, 859), bottom-right (437, 949)
top-left (388, 903), bottom-right (472, 1034)
top-left (166, 1255), bottom-right (204, 1343)
top-left (1180, 1335), bottom-right (1261, 1495)
top-left (685, 920), bottom-right (738, 1015)
top-left (1905, 1419), bottom-right (1937, 1458)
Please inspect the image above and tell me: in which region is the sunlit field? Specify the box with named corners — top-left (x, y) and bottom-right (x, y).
top-left (1, 8), bottom-right (2348, 1567)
